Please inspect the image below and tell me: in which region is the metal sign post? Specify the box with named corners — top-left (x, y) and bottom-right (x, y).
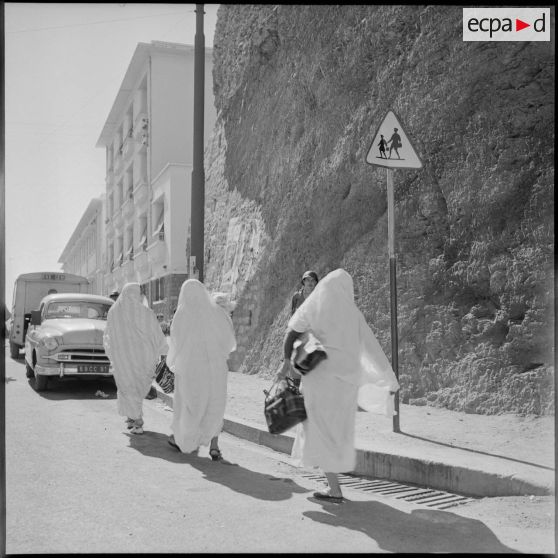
top-left (366, 110), bottom-right (423, 434)
top-left (387, 168), bottom-right (400, 432)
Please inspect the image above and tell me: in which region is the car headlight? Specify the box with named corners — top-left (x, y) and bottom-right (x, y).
top-left (41, 336), bottom-right (61, 351)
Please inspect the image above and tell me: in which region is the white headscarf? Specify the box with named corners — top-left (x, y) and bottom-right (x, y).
top-left (167, 280), bottom-right (236, 375)
top-left (103, 282), bottom-right (168, 375)
top-left (288, 268), bottom-right (399, 414)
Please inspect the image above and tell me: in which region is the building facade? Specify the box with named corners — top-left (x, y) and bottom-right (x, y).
top-left (95, 41), bottom-right (215, 319)
top-left (58, 196), bottom-right (106, 295)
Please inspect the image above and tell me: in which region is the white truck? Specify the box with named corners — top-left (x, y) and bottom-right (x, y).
top-left (8, 272), bottom-right (89, 359)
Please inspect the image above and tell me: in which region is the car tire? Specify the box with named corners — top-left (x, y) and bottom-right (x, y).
top-left (10, 342), bottom-right (20, 359)
top-left (34, 373), bottom-right (48, 391)
top-left (25, 360), bottom-right (35, 379)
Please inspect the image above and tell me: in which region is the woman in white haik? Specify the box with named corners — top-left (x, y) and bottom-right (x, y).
top-left (166, 280), bottom-right (236, 460)
top-left (277, 268), bottom-right (400, 502)
top-left (103, 283), bottom-right (168, 434)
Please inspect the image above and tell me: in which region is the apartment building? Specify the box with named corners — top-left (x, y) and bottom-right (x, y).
top-left (95, 41), bottom-right (215, 319)
top-left (58, 196), bottom-right (106, 295)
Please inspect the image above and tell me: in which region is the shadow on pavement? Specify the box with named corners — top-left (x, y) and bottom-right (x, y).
top-left (401, 431), bottom-right (554, 471)
top-left (28, 377), bottom-right (117, 400)
top-left (127, 430), bottom-right (309, 501)
top-left (303, 499), bottom-right (518, 554)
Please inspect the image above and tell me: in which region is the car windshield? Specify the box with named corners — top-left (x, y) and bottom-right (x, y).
top-left (44, 301), bottom-right (111, 320)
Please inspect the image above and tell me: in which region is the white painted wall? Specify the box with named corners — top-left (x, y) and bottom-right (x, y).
top-left (150, 49), bottom-right (215, 179)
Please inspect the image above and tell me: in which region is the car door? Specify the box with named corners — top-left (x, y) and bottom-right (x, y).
top-left (24, 302), bottom-right (44, 366)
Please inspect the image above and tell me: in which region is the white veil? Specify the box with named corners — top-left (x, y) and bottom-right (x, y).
top-left (288, 268), bottom-right (399, 415)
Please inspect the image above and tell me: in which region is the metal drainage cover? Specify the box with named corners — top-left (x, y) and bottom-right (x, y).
top-left (301, 473), bottom-right (478, 510)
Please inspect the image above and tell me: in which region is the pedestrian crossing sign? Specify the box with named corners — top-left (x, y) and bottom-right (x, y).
top-left (366, 110), bottom-right (422, 169)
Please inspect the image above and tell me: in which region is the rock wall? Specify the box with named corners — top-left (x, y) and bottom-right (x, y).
top-left (203, 5), bottom-right (554, 415)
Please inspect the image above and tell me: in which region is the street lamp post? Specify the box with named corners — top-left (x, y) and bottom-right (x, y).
top-left (190, 3), bottom-right (205, 282)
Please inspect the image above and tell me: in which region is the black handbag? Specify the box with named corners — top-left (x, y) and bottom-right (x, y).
top-left (291, 332), bottom-right (327, 375)
top-left (155, 356), bottom-right (174, 394)
top-left (263, 377), bottom-right (307, 434)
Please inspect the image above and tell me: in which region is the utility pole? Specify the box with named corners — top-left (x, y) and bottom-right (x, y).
top-left (190, 3), bottom-right (205, 282)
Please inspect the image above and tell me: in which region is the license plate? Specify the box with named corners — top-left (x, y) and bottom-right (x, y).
top-left (77, 364), bottom-right (110, 374)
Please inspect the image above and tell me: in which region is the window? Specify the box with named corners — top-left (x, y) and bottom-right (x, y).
top-left (138, 218), bottom-right (148, 251)
top-left (151, 277), bottom-right (166, 301)
top-left (152, 201), bottom-right (164, 240)
top-left (108, 244), bottom-right (114, 270)
top-left (125, 228), bottom-right (133, 260)
top-left (45, 301), bottom-right (111, 320)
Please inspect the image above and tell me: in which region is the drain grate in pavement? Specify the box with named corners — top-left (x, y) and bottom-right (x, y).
top-left (301, 473), bottom-right (478, 510)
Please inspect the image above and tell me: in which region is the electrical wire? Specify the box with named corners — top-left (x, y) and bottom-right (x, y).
top-left (6, 9), bottom-right (195, 34)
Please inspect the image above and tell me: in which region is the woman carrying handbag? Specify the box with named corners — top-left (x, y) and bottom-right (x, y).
top-left (277, 268), bottom-right (400, 502)
top-left (166, 280), bottom-right (236, 460)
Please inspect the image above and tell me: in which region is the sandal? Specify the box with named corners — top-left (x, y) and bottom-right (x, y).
top-left (209, 448), bottom-right (223, 461)
top-left (312, 490), bottom-right (344, 503)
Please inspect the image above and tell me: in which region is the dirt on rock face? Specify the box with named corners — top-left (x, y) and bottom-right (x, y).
top-left (205, 5), bottom-right (554, 415)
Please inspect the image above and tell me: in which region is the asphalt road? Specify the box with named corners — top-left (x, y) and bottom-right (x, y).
top-left (4, 351), bottom-right (554, 554)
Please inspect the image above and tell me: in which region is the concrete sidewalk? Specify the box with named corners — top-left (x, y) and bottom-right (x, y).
top-left (153, 372), bottom-right (555, 498)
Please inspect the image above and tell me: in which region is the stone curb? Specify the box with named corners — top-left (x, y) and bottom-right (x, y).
top-left (152, 384), bottom-right (553, 498)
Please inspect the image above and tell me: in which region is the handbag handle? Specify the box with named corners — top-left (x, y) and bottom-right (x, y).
top-left (263, 376), bottom-right (299, 397)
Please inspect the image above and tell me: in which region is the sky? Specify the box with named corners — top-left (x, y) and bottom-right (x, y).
top-left (4, 2), bottom-right (219, 305)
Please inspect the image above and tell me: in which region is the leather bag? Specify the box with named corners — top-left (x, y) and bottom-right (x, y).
top-left (291, 332), bottom-right (327, 375)
top-left (263, 377), bottom-right (307, 434)
top-left (155, 356), bottom-right (174, 394)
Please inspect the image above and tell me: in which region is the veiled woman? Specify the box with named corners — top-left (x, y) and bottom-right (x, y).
top-left (278, 268), bottom-right (400, 502)
top-left (103, 282), bottom-right (168, 434)
top-left (167, 279), bottom-right (237, 460)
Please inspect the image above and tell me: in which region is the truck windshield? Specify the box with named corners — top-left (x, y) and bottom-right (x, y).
top-left (44, 301), bottom-right (111, 320)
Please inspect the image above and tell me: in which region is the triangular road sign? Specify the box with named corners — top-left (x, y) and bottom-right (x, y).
top-left (366, 110), bottom-right (422, 169)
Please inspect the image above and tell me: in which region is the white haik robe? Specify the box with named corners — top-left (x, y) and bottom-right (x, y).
top-left (103, 283), bottom-right (168, 420)
top-left (288, 268), bottom-right (400, 473)
top-left (167, 279), bottom-right (237, 452)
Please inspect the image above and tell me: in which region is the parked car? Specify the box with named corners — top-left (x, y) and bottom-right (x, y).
top-left (24, 293), bottom-right (114, 391)
top-left (9, 271), bottom-right (89, 359)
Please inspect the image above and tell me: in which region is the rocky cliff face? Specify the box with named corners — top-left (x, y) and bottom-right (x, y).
top-left (203, 5), bottom-right (554, 415)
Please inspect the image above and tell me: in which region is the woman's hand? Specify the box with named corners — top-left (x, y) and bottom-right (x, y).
top-left (277, 359), bottom-right (292, 380)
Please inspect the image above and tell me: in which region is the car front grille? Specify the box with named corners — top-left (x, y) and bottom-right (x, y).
top-left (54, 349), bottom-right (110, 364)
